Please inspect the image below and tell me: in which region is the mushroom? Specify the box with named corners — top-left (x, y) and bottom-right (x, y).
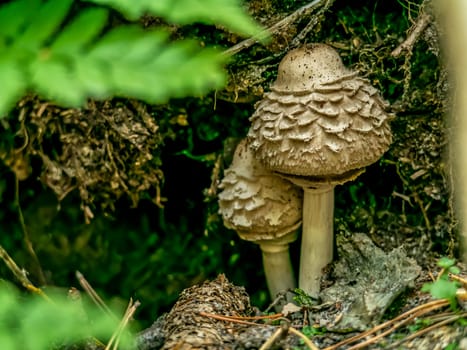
top-left (218, 139), bottom-right (302, 301)
top-left (247, 44), bottom-right (393, 297)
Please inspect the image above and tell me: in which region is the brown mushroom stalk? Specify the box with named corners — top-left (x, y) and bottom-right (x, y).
top-left (218, 139), bottom-right (302, 301)
top-left (247, 44), bottom-right (393, 298)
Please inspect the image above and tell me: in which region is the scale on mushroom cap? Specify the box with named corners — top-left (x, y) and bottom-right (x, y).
top-left (247, 43), bottom-right (393, 298)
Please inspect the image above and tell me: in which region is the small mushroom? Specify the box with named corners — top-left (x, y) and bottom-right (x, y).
top-left (218, 139), bottom-right (303, 301)
top-left (247, 44), bottom-right (393, 297)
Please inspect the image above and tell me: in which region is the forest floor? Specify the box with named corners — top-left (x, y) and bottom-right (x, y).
top-left (136, 230), bottom-right (467, 350)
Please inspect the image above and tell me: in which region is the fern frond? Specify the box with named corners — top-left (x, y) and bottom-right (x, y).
top-left (0, 0), bottom-right (42, 39)
top-left (13, 0), bottom-right (74, 49)
top-left (50, 8), bottom-right (109, 53)
top-left (0, 61), bottom-right (26, 114)
top-left (85, 0), bottom-right (262, 37)
top-left (0, 0), bottom-right (238, 116)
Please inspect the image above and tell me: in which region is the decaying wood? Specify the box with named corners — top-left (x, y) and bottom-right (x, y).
top-left (135, 275), bottom-right (305, 349)
top-left (159, 274), bottom-right (259, 349)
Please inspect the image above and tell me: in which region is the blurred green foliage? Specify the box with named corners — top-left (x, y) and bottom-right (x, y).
top-left (86, 0), bottom-right (262, 36)
top-left (0, 283), bottom-right (126, 350)
top-left (422, 258), bottom-right (461, 310)
top-left (0, 0), bottom-right (261, 115)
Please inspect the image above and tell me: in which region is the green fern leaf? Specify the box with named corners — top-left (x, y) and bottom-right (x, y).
top-left (0, 0), bottom-right (41, 39)
top-left (121, 31), bottom-right (171, 62)
top-left (30, 58), bottom-right (86, 106)
top-left (156, 47), bottom-right (226, 97)
top-left (14, 0), bottom-right (73, 49)
top-left (0, 61), bottom-right (26, 117)
top-left (30, 23), bottom-right (226, 106)
top-left (88, 26), bottom-right (168, 61)
top-left (0, 0), bottom-right (253, 114)
top-left (146, 43), bottom-right (225, 100)
top-left (150, 39), bottom-right (198, 70)
top-left (51, 8), bottom-right (108, 54)
top-left (110, 63), bottom-right (159, 99)
top-left (85, 0), bottom-right (263, 37)
top-left (74, 57), bottom-right (112, 97)
top-left (102, 40), bottom-right (225, 102)
top-left (165, 0), bottom-right (261, 36)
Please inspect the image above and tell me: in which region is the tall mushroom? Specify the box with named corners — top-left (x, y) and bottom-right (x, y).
top-left (247, 44), bottom-right (393, 297)
top-left (218, 139), bottom-right (302, 301)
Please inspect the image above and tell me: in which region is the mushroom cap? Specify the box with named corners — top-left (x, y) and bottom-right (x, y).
top-left (218, 139), bottom-right (302, 242)
top-left (247, 44), bottom-right (393, 187)
top-left (272, 44), bottom-right (353, 91)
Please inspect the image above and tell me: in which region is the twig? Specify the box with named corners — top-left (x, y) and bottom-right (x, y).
top-left (104, 131), bottom-right (128, 193)
top-left (259, 325), bottom-right (286, 350)
top-left (457, 288), bottom-right (467, 301)
top-left (223, 0), bottom-right (328, 57)
top-left (385, 312), bottom-right (467, 349)
top-left (222, 313), bottom-right (284, 321)
top-left (264, 291), bottom-right (289, 313)
top-left (391, 11), bottom-right (432, 57)
top-left (15, 176), bottom-right (47, 286)
top-left (289, 0), bottom-right (336, 48)
top-left (76, 270), bottom-right (117, 320)
top-left (201, 312), bottom-right (319, 350)
top-left (105, 298), bottom-right (141, 350)
top-left (449, 273), bottom-right (467, 287)
top-left (323, 298), bottom-right (449, 350)
top-left (344, 302), bottom-right (446, 350)
top-left (289, 327), bottom-right (320, 350)
top-left (0, 244), bottom-right (51, 301)
top-left (393, 161), bottom-right (432, 229)
top-left (259, 322), bottom-right (319, 350)
top-left (199, 311), bottom-right (279, 326)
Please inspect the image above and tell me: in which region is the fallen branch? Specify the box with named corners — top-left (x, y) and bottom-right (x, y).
top-left (223, 0), bottom-right (331, 56)
top-left (391, 11), bottom-right (432, 58)
top-left (0, 244), bottom-right (51, 302)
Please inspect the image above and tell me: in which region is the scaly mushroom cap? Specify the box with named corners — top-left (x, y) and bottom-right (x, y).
top-left (273, 43), bottom-right (353, 90)
top-left (218, 139), bottom-right (302, 242)
top-left (247, 44), bottom-right (393, 187)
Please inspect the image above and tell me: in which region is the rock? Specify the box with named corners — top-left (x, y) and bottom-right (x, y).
top-left (319, 233), bottom-right (421, 330)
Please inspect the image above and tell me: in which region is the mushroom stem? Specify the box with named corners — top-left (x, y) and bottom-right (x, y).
top-left (299, 186), bottom-right (335, 298)
top-left (259, 241), bottom-right (296, 301)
